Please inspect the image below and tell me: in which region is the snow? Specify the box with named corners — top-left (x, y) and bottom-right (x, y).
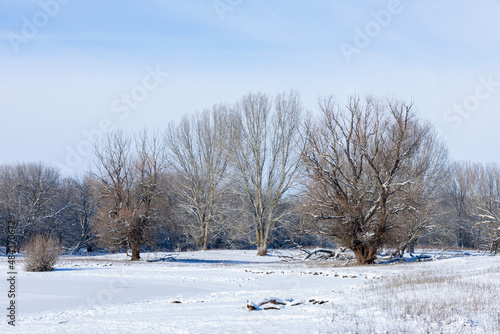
top-left (1, 250), bottom-right (499, 333)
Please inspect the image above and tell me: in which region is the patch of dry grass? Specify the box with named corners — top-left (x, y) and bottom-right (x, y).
top-left (327, 259), bottom-right (500, 334)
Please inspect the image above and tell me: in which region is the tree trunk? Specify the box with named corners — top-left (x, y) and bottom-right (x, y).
top-left (130, 218), bottom-right (144, 261)
top-left (202, 220), bottom-right (209, 250)
top-left (131, 244), bottom-right (141, 261)
top-left (256, 229), bottom-right (268, 256)
top-left (201, 238), bottom-right (208, 251)
top-left (257, 245), bottom-right (268, 256)
top-left (352, 245), bottom-right (378, 265)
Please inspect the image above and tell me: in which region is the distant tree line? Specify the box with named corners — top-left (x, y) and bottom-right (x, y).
top-left (1, 92), bottom-right (499, 264)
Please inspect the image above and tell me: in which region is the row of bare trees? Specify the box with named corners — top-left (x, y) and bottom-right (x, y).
top-left (1, 92), bottom-right (499, 263)
top-left (436, 161), bottom-right (500, 253)
top-left (89, 91), bottom-right (303, 259)
top-left (0, 163), bottom-right (96, 252)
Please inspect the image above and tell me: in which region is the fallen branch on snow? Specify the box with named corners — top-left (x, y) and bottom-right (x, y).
top-left (276, 246), bottom-right (353, 262)
top-left (246, 297), bottom-right (329, 311)
top-left (146, 254), bottom-right (179, 262)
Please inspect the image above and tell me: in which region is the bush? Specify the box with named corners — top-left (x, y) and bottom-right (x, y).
top-left (23, 235), bottom-right (62, 272)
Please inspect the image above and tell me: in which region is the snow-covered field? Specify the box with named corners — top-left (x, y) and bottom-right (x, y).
top-left (1, 250), bottom-right (499, 333)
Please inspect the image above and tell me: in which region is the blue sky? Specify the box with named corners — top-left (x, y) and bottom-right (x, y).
top-left (1, 0), bottom-right (500, 175)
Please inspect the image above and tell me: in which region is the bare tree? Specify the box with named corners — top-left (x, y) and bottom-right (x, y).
top-left (438, 161), bottom-right (481, 249)
top-left (302, 96), bottom-right (435, 264)
top-left (92, 130), bottom-right (168, 260)
top-left (0, 163), bottom-right (70, 252)
top-left (474, 163), bottom-right (500, 253)
top-left (70, 175), bottom-right (98, 252)
top-left (387, 130), bottom-right (448, 256)
top-left (230, 91), bottom-right (303, 256)
top-left (166, 106), bottom-right (231, 250)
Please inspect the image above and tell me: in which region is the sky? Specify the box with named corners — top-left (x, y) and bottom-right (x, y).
top-left (1, 0), bottom-right (500, 176)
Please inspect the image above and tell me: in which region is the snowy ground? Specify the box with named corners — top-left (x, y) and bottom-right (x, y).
top-left (1, 250), bottom-right (499, 333)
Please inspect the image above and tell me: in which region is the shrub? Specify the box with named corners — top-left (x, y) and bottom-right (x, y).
top-left (23, 235), bottom-right (62, 272)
